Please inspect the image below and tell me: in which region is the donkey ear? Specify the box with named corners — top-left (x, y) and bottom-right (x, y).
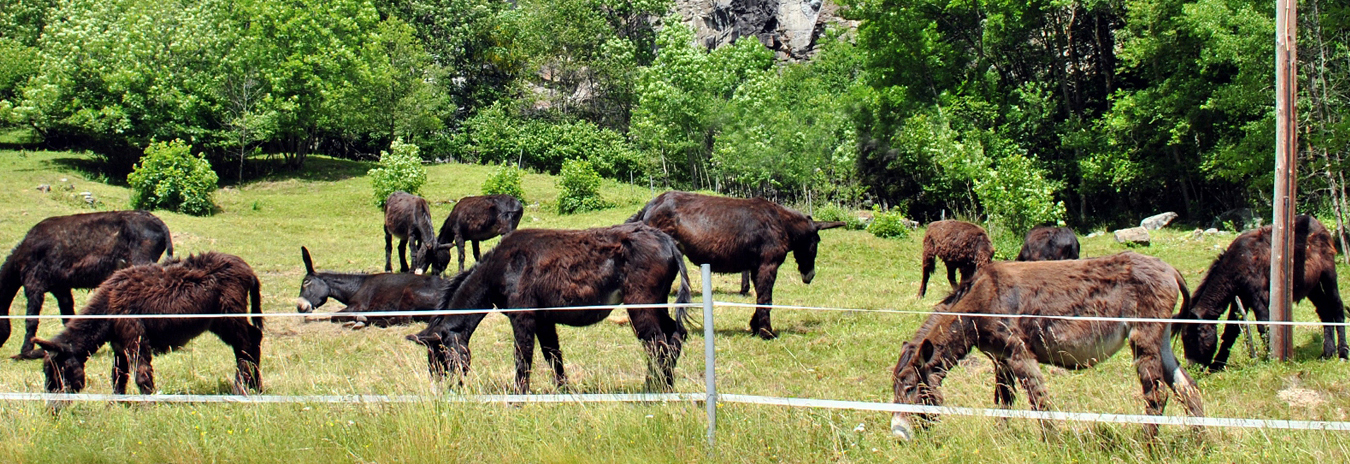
top-left (301, 247), bottom-right (315, 275)
top-left (919, 339), bottom-right (937, 365)
top-left (814, 221), bottom-right (846, 231)
top-left (406, 333), bottom-right (442, 345)
top-left (32, 337), bottom-right (65, 354)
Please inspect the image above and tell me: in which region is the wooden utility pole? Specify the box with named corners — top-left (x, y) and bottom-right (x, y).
top-left (1271, 0), bottom-right (1298, 361)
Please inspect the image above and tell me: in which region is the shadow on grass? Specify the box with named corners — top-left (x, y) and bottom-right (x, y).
top-left (35, 152), bottom-right (374, 188)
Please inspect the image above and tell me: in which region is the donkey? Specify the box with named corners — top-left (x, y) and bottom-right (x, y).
top-left (34, 252), bottom-right (263, 395)
top-left (890, 252), bottom-right (1204, 442)
top-left (626, 191), bottom-right (843, 339)
top-left (408, 223), bottom-right (693, 393)
top-left (384, 191), bottom-right (437, 274)
top-left (1179, 215), bottom-right (1345, 370)
top-left (1, 210), bottom-right (173, 359)
top-left (298, 247), bottom-right (444, 327)
top-left (430, 194), bottom-right (524, 274)
top-left (1015, 226), bottom-right (1080, 262)
top-left (917, 220), bottom-right (994, 298)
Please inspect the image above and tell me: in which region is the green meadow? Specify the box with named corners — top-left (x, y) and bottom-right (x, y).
top-left (0, 149), bottom-right (1347, 462)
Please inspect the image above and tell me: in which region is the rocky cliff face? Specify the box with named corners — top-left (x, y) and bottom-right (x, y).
top-left (674, 0), bottom-right (850, 60)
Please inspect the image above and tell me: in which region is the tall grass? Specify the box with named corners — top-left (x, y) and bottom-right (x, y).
top-left (0, 150), bottom-right (1347, 462)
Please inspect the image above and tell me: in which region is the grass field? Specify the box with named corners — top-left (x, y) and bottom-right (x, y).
top-left (1, 149), bottom-right (1348, 462)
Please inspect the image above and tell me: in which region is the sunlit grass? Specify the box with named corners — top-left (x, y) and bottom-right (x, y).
top-left (0, 149), bottom-right (1348, 462)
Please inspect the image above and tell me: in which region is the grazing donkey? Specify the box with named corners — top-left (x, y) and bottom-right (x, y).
top-left (917, 220), bottom-right (993, 298)
top-left (1015, 226), bottom-right (1080, 262)
top-left (298, 247), bottom-right (444, 327)
top-left (34, 252), bottom-right (263, 395)
top-left (408, 223), bottom-right (693, 393)
top-left (1179, 215), bottom-right (1345, 370)
top-left (430, 194), bottom-right (524, 274)
top-left (384, 191), bottom-right (437, 275)
top-left (890, 252), bottom-right (1204, 442)
top-left (1, 210), bottom-right (173, 359)
top-left (626, 191), bottom-right (843, 339)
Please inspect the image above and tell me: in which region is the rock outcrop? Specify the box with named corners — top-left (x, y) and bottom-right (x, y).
top-left (674, 0), bottom-right (850, 60)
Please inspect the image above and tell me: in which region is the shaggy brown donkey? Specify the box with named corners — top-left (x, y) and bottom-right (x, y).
top-left (430, 194), bottom-right (524, 274)
top-left (1179, 215), bottom-right (1345, 370)
top-left (1, 210), bottom-right (173, 359)
top-left (34, 252), bottom-right (263, 395)
top-left (891, 252), bottom-right (1204, 442)
top-left (1015, 226), bottom-right (1080, 262)
top-left (408, 223), bottom-right (693, 393)
top-left (384, 191), bottom-right (437, 274)
top-left (626, 191), bottom-right (843, 339)
top-left (917, 220), bottom-right (993, 297)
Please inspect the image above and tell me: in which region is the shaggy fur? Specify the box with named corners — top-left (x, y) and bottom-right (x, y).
top-left (384, 191), bottom-right (437, 274)
top-left (626, 191), bottom-right (843, 339)
top-left (0, 210), bottom-right (173, 359)
top-left (1015, 226), bottom-right (1080, 262)
top-left (917, 220), bottom-right (994, 297)
top-left (34, 252), bottom-right (263, 395)
top-left (430, 195), bottom-right (524, 274)
top-left (298, 247), bottom-right (444, 327)
top-left (890, 252), bottom-right (1204, 442)
top-left (408, 223), bottom-right (693, 393)
top-left (1179, 215), bottom-right (1345, 370)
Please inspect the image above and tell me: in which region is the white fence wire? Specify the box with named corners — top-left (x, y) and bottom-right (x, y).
top-left (3, 263), bottom-right (1348, 447)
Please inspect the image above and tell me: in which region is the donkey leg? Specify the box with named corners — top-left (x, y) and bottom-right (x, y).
top-left (214, 321), bottom-right (263, 393)
top-left (111, 346), bottom-right (131, 395)
top-left (1005, 347), bottom-right (1054, 438)
top-left (398, 238), bottom-right (410, 273)
top-left (509, 315), bottom-right (538, 394)
top-left (535, 322), bottom-right (567, 391)
top-left (132, 341), bottom-right (156, 395)
top-left (740, 271), bottom-right (751, 295)
top-left (917, 253), bottom-right (935, 298)
top-left (628, 307), bottom-right (682, 390)
top-left (54, 288), bottom-right (76, 325)
top-left (945, 261), bottom-right (959, 290)
top-left (384, 227), bottom-right (395, 272)
top-left (992, 357), bottom-right (1017, 409)
top-left (472, 240), bottom-right (482, 261)
top-left (750, 262), bottom-right (780, 340)
top-left (456, 236), bottom-right (467, 273)
top-left (1307, 276), bottom-right (1347, 359)
top-left (16, 286), bottom-right (47, 359)
top-left (1212, 304), bottom-right (1246, 371)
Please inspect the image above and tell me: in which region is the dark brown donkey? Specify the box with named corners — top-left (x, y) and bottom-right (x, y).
top-left (430, 194), bottom-right (524, 274)
top-left (384, 191), bottom-right (437, 274)
top-left (408, 223), bottom-right (693, 393)
top-left (298, 247), bottom-right (444, 327)
top-left (1, 210), bottom-right (173, 359)
top-left (34, 252), bottom-right (263, 395)
top-left (1179, 215), bottom-right (1345, 370)
top-left (917, 220), bottom-right (993, 298)
top-left (1015, 226), bottom-right (1080, 262)
top-left (890, 252), bottom-right (1204, 442)
top-left (626, 191), bottom-right (843, 339)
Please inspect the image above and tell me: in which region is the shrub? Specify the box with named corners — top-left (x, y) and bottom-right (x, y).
top-left (556, 159), bottom-right (612, 214)
top-left (369, 139), bottom-right (427, 208)
top-left (974, 152), bottom-right (1066, 253)
top-left (127, 139), bottom-right (218, 216)
top-left (482, 163), bottom-right (526, 201)
top-left (867, 208), bottom-right (911, 239)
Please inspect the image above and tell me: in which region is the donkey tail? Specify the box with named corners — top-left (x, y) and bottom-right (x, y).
top-left (249, 275), bottom-right (264, 330)
top-left (1170, 266), bottom-right (1192, 338)
top-left (0, 254), bottom-right (21, 348)
top-left (674, 251), bottom-right (694, 330)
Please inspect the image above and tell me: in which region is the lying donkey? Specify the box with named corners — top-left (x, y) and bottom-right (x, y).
top-left (298, 247), bottom-right (444, 327)
top-left (890, 252), bottom-right (1204, 442)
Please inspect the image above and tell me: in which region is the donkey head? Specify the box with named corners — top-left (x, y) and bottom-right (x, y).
top-left (407, 317), bottom-right (473, 383)
top-left (297, 247), bottom-right (329, 313)
top-left (34, 338), bottom-right (87, 394)
top-left (890, 339), bottom-right (945, 442)
top-left (791, 219), bottom-right (846, 284)
top-left (428, 243), bottom-right (453, 276)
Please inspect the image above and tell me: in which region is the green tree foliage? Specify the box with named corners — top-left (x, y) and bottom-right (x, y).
top-left (369, 139), bottom-right (427, 208)
top-left (459, 102), bottom-right (644, 178)
top-left (556, 158), bottom-right (611, 214)
top-left (481, 162), bottom-right (526, 201)
top-left (128, 139), bottom-right (218, 216)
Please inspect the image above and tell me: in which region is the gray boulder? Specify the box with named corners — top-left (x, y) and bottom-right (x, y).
top-left (1140, 212), bottom-right (1178, 230)
top-left (1113, 227), bottom-right (1151, 246)
top-left (674, 0), bottom-right (850, 60)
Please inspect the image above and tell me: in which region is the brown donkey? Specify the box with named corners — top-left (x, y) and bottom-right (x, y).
top-left (917, 220), bottom-right (993, 298)
top-left (35, 252), bottom-right (263, 396)
top-left (891, 252), bottom-right (1204, 442)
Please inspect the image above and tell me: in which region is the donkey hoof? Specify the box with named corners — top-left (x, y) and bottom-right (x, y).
top-left (754, 327), bottom-right (777, 340)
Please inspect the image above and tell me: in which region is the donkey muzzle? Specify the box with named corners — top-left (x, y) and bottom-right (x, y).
top-left (891, 413), bottom-right (915, 442)
top-left (801, 269), bottom-right (816, 285)
top-left (296, 297), bottom-right (314, 313)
